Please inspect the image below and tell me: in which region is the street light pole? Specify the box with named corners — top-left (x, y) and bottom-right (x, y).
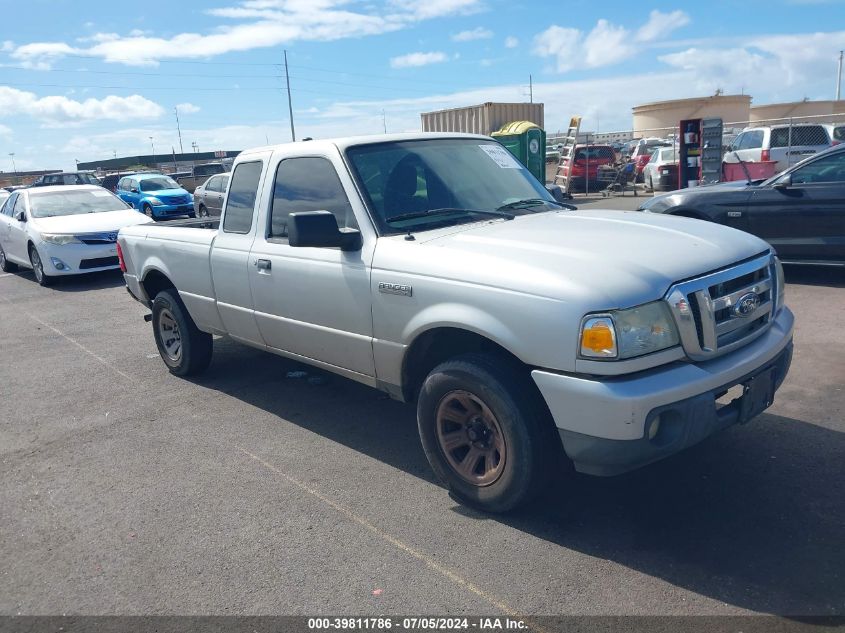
top-left (837, 50), bottom-right (843, 102)
top-left (8, 153), bottom-right (17, 185)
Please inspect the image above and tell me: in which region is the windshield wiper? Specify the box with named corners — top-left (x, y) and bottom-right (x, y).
top-left (497, 198), bottom-right (576, 211)
top-left (386, 207), bottom-right (515, 224)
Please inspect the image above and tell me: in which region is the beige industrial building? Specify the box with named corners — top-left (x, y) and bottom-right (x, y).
top-left (633, 94), bottom-right (751, 136)
top-left (749, 99), bottom-right (845, 123)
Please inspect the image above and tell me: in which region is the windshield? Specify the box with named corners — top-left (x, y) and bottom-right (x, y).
top-left (29, 189), bottom-right (129, 218)
top-left (140, 177), bottom-right (180, 192)
top-left (346, 139), bottom-right (556, 234)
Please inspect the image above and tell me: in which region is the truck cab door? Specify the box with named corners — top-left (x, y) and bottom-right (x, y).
top-left (746, 150), bottom-right (845, 262)
top-left (248, 153), bottom-right (376, 379)
top-left (209, 155), bottom-right (271, 346)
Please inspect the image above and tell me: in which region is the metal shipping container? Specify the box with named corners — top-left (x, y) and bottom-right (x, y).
top-left (420, 102), bottom-right (544, 136)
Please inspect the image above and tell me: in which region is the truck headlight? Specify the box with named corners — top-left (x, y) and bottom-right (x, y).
top-left (580, 301), bottom-right (680, 360)
top-left (41, 233), bottom-right (80, 245)
top-left (147, 197), bottom-right (164, 205)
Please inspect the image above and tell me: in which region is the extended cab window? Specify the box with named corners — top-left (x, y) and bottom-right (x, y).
top-left (269, 157), bottom-right (356, 239)
top-left (222, 161), bottom-right (263, 234)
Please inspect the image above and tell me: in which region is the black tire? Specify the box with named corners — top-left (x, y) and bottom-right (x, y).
top-left (142, 204), bottom-right (155, 220)
top-left (417, 353), bottom-right (558, 513)
top-left (29, 245), bottom-right (53, 287)
top-left (197, 204), bottom-right (209, 218)
top-left (647, 175), bottom-right (654, 192)
top-left (151, 289), bottom-right (213, 376)
top-left (0, 245), bottom-right (18, 272)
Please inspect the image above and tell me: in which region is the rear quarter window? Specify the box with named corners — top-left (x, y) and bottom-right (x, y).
top-left (222, 161), bottom-right (263, 234)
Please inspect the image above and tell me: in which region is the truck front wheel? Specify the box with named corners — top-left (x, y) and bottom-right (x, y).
top-left (152, 289), bottom-right (213, 376)
top-left (417, 353), bottom-right (555, 513)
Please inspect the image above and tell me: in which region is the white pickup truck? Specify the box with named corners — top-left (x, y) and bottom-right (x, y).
top-left (118, 133), bottom-right (794, 512)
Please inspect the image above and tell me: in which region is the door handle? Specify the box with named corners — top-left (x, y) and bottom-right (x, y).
top-left (255, 259), bottom-right (271, 271)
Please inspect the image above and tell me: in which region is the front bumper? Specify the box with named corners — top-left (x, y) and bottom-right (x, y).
top-left (149, 203), bottom-right (194, 219)
top-left (37, 240), bottom-right (121, 275)
top-left (532, 307), bottom-right (794, 476)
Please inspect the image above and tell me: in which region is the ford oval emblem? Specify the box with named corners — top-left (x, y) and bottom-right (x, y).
top-left (733, 292), bottom-right (759, 318)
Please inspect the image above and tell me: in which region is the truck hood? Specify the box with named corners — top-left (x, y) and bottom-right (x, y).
top-left (31, 209), bottom-right (153, 234)
top-left (390, 209), bottom-right (770, 309)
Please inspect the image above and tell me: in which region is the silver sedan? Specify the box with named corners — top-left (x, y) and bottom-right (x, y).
top-left (193, 173), bottom-right (230, 218)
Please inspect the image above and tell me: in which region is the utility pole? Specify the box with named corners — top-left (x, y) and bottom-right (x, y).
top-left (174, 106), bottom-right (184, 154)
top-left (382, 109), bottom-right (387, 133)
top-left (529, 74), bottom-right (533, 103)
top-left (837, 50), bottom-right (843, 101)
top-left (284, 49), bottom-right (296, 142)
top-left (9, 153), bottom-right (17, 185)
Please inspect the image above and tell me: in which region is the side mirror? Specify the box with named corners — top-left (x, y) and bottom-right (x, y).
top-left (15, 210), bottom-right (26, 222)
top-left (130, 186), bottom-right (139, 193)
top-left (773, 174), bottom-right (792, 190)
top-left (288, 210), bottom-right (362, 252)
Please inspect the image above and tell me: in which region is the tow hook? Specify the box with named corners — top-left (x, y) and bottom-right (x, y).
top-left (143, 313), bottom-right (153, 323)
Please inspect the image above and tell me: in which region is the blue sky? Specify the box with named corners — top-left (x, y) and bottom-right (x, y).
top-left (1, 0), bottom-right (844, 171)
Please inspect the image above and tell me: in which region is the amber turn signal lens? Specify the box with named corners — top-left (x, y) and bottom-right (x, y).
top-left (580, 317), bottom-right (617, 358)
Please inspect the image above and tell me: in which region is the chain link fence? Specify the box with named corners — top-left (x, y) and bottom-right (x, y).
top-left (545, 113), bottom-right (845, 187)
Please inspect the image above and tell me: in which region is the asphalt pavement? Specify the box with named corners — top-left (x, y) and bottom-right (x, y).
top-left (0, 224), bottom-right (843, 617)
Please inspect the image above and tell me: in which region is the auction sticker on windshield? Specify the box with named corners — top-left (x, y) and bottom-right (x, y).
top-left (479, 144), bottom-right (522, 169)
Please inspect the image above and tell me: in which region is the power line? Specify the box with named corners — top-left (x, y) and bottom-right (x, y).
top-left (0, 65), bottom-right (282, 79)
top-left (61, 53), bottom-right (281, 67)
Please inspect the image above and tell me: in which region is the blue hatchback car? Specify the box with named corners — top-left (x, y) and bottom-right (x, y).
top-left (116, 173), bottom-right (195, 220)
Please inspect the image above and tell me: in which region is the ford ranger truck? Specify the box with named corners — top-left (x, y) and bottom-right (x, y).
top-left (117, 133), bottom-right (794, 513)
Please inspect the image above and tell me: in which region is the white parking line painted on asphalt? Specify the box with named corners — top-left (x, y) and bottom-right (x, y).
top-left (0, 273), bottom-right (12, 278)
top-left (235, 444), bottom-right (539, 622)
top-left (0, 295), bottom-right (133, 381)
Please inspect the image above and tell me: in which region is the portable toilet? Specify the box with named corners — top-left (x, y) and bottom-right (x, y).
top-left (490, 121), bottom-right (546, 183)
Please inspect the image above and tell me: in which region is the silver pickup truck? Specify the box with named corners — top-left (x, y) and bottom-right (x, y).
top-left (118, 133), bottom-right (794, 512)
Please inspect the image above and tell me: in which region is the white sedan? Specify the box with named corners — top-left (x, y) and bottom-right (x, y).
top-left (0, 185), bottom-right (153, 286)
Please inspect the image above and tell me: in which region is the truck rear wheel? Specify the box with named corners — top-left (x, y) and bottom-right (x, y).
top-left (417, 353), bottom-right (555, 513)
top-left (152, 289), bottom-right (213, 376)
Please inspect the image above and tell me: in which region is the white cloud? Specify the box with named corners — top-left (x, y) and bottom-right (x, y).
top-left (390, 51), bottom-right (448, 68)
top-left (533, 10), bottom-right (691, 72)
top-left (176, 102), bottom-right (201, 114)
top-left (635, 10), bottom-right (690, 42)
top-left (658, 31), bottom-right (845, 99)
top-left (504, 36), bottom-right (518, 49)
top-left (452, 27), bottom-right (493, 42)
top-left (388, 0), bottom-right (482, 20)
top-left (11, 0), bottom-right (486, 67)
top-left (1, 40), bottom-right (13, 52)
top-left (532, 26), bottom-right (581, 72)
top-left (0, 86), bottom-right (164, 124)
top-left (0, 124), bottom-right (12, 137)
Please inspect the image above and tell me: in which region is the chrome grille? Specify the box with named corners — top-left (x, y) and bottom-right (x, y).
top-left (665, 253), bottom-right (778, 361)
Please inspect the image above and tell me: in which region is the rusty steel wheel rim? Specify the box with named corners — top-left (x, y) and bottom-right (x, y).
top-left (435, 390), bottom-right (506, 487)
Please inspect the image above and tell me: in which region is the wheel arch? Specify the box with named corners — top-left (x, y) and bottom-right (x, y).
top-left (141, 267), bottom-right (177, 303)
top-left (400, 326), bottom-right (527, 402)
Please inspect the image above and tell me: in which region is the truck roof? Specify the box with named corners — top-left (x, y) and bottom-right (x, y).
top-left (237, 132), bottom-right (494, 158)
